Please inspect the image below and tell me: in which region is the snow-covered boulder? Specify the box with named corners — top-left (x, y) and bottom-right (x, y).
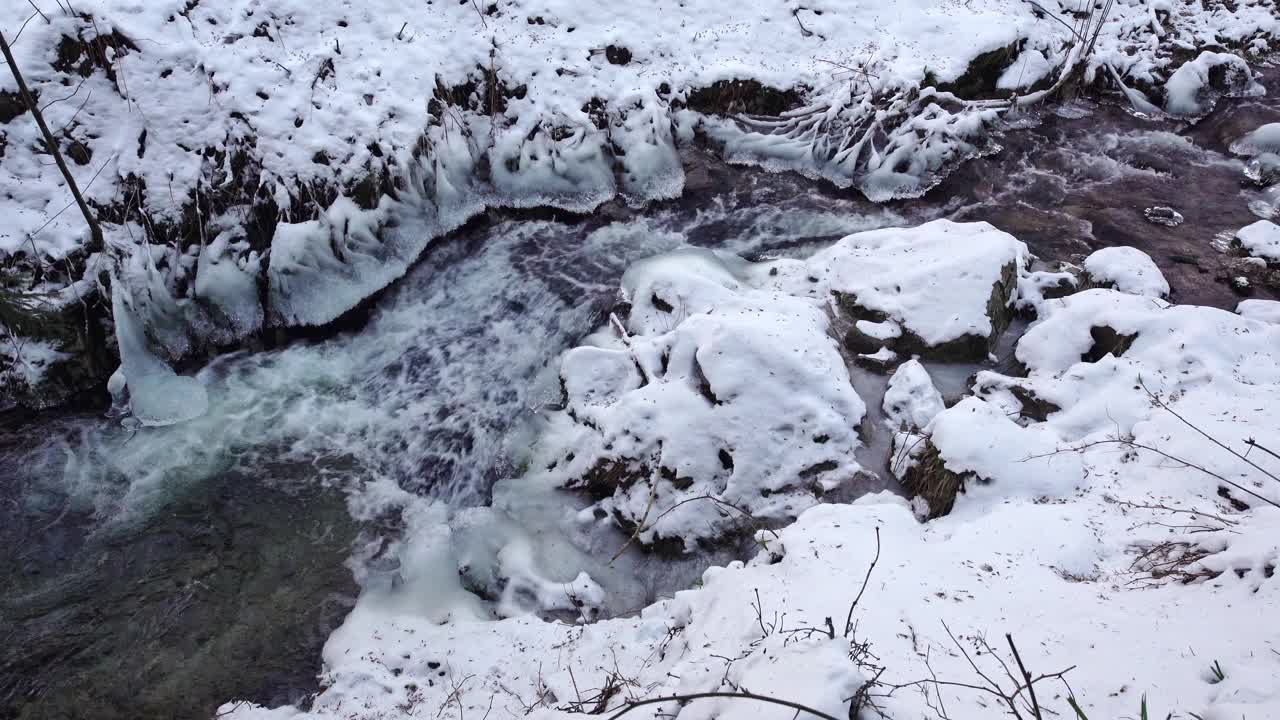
top-left (1163, 52), bottom-right (1263, 118)
top-left (811, 220), bottom-right (1027, 361)
top-left (1234, 220), bottom-right (1280, 264)
top-left (882, 359), bottom-right (945, 431)
top-left (901, 287), bottom-right (1280, 518)
top-left (1237, 299), bottom-right (1280, 324)
top-left (533, 248), bottom-right (867, 552)
top-left (1083, 246), bottom-right (1169, 298)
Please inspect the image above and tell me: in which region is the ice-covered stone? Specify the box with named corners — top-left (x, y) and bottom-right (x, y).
top-left (1231, 123), bottom-right (1280, 156)
top-left (109, 282), bottom-right (209, 427)
top-left (1163, 52), bottom-right (1263, 118)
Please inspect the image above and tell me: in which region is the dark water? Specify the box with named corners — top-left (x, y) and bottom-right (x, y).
top-left (1, 67), bottom-right (1277, 719)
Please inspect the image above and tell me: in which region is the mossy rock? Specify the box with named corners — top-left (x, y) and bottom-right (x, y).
top-left (900, 440), bottom-right (973, 519)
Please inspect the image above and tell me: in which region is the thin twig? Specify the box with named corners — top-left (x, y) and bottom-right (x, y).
top-left (605, 691), bottom-right (842, 720)
top-left (26, 0), bottom-right (49, 24)
top-left (1140, 381), bottom-right (1279, 486)
top-left (1006, 634), bottom-right (1042, 720)
top-left (844, 526), bottom-right (881, 638)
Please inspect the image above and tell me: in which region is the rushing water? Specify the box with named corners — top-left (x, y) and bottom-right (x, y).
top-left (2, 71), bottom-right (1278, 719)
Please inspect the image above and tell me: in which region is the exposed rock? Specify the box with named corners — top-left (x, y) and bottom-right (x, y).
top-left (898, 440), bottom-right (970, 519)
top-left (684, 79), bottom-right (805, 117)
top-left (1144, 206), bottom-right (1184, 227)
top-left (1244, 153), bottom-right (1280, 188)
top-left (1082, 325), bottom-right (1138, 363)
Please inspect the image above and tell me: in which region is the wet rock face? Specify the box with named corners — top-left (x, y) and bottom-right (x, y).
top-left (1, 289), bottom-right (115, 412)
top-left (684, 79), bottom-right (806, 116)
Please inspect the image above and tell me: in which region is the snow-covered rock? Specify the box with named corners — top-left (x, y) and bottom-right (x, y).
top-left (1234, 220), bottom-right (1280, 263)
top-left (813, 219), bottom-right (1027, 360)
top-left (533, 248), bottom-right (867, 552)
top-left (1244, 152), bottom-right (1280, 188)
top-left (882, 359), bottom-right (945, 431)
top-left (1016, 268), bottom-right (1078, 317)
top-left (1163, 51), bottom-right (1264, 118)
top-left (997, 49), bottom-right (1052, 90)
top-left (1237, 298), bottom-right (1280, 324)
top-left (1083, 246), bottom-right (1170, 298)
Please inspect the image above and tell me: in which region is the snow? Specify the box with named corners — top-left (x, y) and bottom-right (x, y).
top-left (1237, 299), bottom-right (1280, 324)
top-left (1083, 246), bottom-right (1170, 298)
top-left (882, 359), bottom-right (945, 431)
top-left (808, 219), bottom-right (1025, 350)
top-left (1162, 51), bottom-right (1264, 118)
top-left (530, 247), bottom-right (868, 551)
top-left (1234, 219), bottom-right (1280, 263)
top-left (997, 49), bottom-right (1052, 91)
top-left (203, 214), bottom-right (1280, 720)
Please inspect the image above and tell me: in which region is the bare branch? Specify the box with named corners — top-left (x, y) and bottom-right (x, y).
top-left (844, 526), bottom-right (881, 638)
top-left (605, 691), bottom-right (842, 720)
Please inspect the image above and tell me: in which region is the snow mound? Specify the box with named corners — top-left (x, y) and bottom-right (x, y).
top-left (532, 248), bottom-right (867, 551)
top-left (1163, 52), bottom-right (1264, 118)
top-left (998, 49), bottom-right (1052, 90)
top-left (882, 359), bottom-right (946, 431)
top-left (1237, 299), bottom-right (1280, 324)
top-left (1083, 246), bottom-right (1169, 298)
top-left (811, 219), bottom-right (1026, 359)
top-left (1234, 220), bottom-right (1280, 263)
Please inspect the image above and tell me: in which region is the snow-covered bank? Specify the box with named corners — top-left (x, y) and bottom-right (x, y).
top-left (221, 219), bottom-right (1280, 720)
top-left (3, 0), bottom-right (1278, 411)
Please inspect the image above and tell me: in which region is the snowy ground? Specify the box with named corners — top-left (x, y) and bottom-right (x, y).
top-left (4, 1), bottom-right (1280, 719)
top-left (220, 224), bottom-right (1280, 720)
top-left (2, 0), bottom-right (1278, 389)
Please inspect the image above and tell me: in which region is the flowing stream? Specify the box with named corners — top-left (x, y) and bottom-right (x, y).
top-left (2, 73), bottom-right (1277, 719)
